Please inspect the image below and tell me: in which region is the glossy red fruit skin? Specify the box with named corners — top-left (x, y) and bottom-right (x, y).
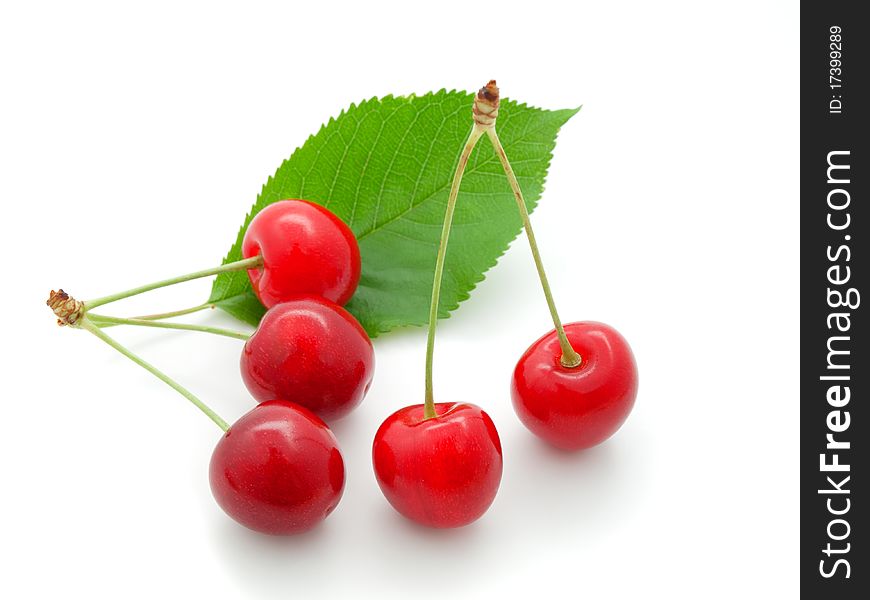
top-left (209, 400), bottom-right (345, 535)
top-left (240, 296), bottom-right (374, 421)
top-left (511, 321), bottom-right (638, 451)
top-left (242, 199), bottom-right (361, 308)
top-left (372, 403), bottom-right (503, 528)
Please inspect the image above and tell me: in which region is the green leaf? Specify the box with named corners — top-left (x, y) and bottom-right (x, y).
top-left (209, 89), bottom-right (579, 336)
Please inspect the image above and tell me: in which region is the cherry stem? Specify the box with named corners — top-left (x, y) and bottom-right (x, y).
top-left (485, 128), bottom-right (582, 369)
top-left (424, 126), bottom-right (485, 419)
top-left (79, 318), bottom-right (230, 431)
top-left (96, 302), bottom-right (216, 329)
top-left (84, 256), bottom-right (263, 311)
top-left (88, 314), bottom-right (251, 341)
top-left (131, 302), bottom-right (216, 321)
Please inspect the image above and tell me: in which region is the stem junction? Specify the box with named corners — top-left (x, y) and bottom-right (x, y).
top-left (46, 257), bottom-right (252, 431)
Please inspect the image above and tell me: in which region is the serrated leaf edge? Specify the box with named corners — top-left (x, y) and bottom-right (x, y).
top-left (209, 91), bottom-right (581, 337)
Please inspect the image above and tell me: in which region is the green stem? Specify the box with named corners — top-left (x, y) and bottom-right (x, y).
top-left (79, 318), bottom-right (230, 431)
top-left (97, 302), bottom-right (216, 329)
top-left (84, 256), bottom-right (263, 311)
top-left (486, 127), bottom-right (582, 368)
top-left (131, 302), bottom-right (215, 321)
top-left (88, 314), bottom-right (250, 341)
top-left (424, 126), bottom-right (485, 419)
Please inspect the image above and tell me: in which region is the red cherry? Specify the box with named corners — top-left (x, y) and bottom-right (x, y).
top-left (372, 403), bottom-right (503, 528)
top-left (242, 199), bottom-right (361, 308)
top-left (240, 296), bottom-right (374, 421)
top-left (511, 321), bottom-right (638, 451)
top-left (209, 400), bottom-right (345, 535)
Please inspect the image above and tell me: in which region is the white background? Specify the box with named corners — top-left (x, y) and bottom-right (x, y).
top-left (1, 1), bottom-right (799, 598)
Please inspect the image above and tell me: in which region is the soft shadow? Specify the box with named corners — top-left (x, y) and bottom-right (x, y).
top-left (355, 502), bottom-right (494, 588)
top-left (503, 429), bottom-right (647, 540)
top-left (209, 491), bottom-right (494, 596)
top-left (209, 517), bottom-right (341, 595)
top-left (324, 411), bottom-right (366, 440)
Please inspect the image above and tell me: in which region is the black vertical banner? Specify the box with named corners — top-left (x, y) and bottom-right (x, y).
top-left (801, 3), bottom-right (867, 597)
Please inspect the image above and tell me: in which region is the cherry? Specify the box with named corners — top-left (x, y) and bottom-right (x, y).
top-left (469, 82), bottom-right (639, 452)
top-left (511, 321), bottom-right (638, 450)
top-left (209, 400), bottom-right (345, 535)
top-left (240, 296), bottom-right (374, 421)
top-left (242, 199), bottom-right (361, 308)
top-left (368, 84), bottom-right (504, 529)
top-left (372, 403), bottom-right (503, 528)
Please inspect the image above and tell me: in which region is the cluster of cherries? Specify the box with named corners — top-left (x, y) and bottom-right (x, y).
top-left (222, 198), bottom-right (501, 532)
top-left (218, 199), bottom-right (370, 534)
top-left (48, 81), bottom-right (638, 535)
